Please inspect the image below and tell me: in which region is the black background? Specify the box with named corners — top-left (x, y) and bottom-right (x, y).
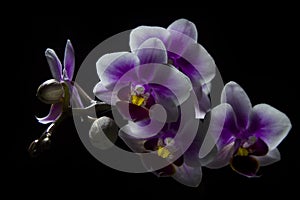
top-left (15, 6), bottom-right (298, 198)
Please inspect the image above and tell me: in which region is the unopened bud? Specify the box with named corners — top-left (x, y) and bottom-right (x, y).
top-left (40, 136), bottom-right (51, 151)
top-left (89, 116), bottom-right (118, 150)
top-left (28, 139), bottom-right (40, 157)
top-left (37, 79), bottom-right (64, 104)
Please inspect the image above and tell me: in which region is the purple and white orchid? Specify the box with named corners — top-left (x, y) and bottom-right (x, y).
top-left (31, 19), bottom-right (293, 188)
top-left (93, 38), bottom-right (193, 139)
top-left (119, 116), bottom-right (203, 187)
top-left (37, 40), bottom-right (83, 124)
top-left (206, 81), bottom-right (291, 177)
top-left (130, 18), bottom-right (216, 118)
top-left (93, 35), bottom-right (205, 186)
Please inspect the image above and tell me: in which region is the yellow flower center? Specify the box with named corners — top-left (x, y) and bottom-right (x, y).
top-left (237, 147), bottom-right (249, 156)
top-left (131, 95), bottom-right (145, 106)
top-left (157, 146), bottom-right (171, 158)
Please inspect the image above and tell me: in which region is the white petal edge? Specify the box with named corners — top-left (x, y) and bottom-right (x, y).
top-left (255, 148), bottom-right (281, 167)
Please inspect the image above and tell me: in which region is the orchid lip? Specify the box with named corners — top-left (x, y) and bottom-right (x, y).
top-left (230, 155), bottom-right (260, 177)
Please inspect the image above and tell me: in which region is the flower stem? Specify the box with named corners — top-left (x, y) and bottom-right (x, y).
top-left (29, 100), bottom-right (111, 157)
top-left (30, 80), bottom-right (111, 157)
top-left (28, 114), bottom-right (66, 157)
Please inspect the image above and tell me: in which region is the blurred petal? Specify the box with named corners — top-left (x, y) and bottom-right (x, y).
top-left (197, 90), bottom-right (211, 119)
top-left (36, 103), bottom-right (62, 124)
top-left (221, 81), bottom-right (252, 129)
top-left (45, 49), bottom-right (62, 81)
top-left (205, 142), bottom-right (234, 169)
top-left (93, 82), bottom-right (113, 104)
top-left (195, 114), bottom-right (219, 166)
top-left (172, 164), bottom-right (202, 187)
top-left (255, 148), bottom-right (281, 166)
top-left (118, 129), bottom-right (147, 153)
top-left (144, 64), bottom-right (192, 105)
top-left (167, 30), bottom-right (196, 58)
top-left (181, 43), bottom-right (216, 84)
top-left (230, 155), bottom-right (259, 177)
top-left (199, 145), bottom-right (218, 166)
top-left (63, 40), bottom-right (75, 80)
top-left (136, 38), bottom-right (167, 65)
top-left (199, 103), bottom-right (238, 159)
top-left (130, 26), bottom-right (170, 52)
top-left (69, 84), bottom-right (84, 108)
top-left (248, 104), bottom-right (292, 150)
top-left (184, 126), bottom-right (203, 167)
top-left (150, 85), bottom-right (179, 122)
top-left (119, 103), bottom-right (167, 138)
top-left (167, 18), bottom-right (198, 41)
top-left (120, 119), bottom-right (163, 139)
top-left (209, 104), bottom-right (239, 150)
top-left (202, 83), bottom-right (212, 95)
top-left (116, 101), bottom-right (149, 122)
top-left (96, 52), bottom-right (139, 89)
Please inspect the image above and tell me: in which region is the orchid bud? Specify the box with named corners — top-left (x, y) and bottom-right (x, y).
top-left (37, 79), bottom-right (64, 104)
top-left (40, 136), bottom-right (51, 151)
top-left (89, 116), bottom-right (118, 150)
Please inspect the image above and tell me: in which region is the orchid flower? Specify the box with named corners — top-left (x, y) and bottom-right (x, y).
top-left (93, 38), bottom-right (192, 139)
top-left (206, 81), bottom-right (291, 177)
top-left (119, 116), bottom-right (204, 187)
top-left (130, 19), bottom-right (216, 118)
top-left (37, 40), bottom-right (83, 124)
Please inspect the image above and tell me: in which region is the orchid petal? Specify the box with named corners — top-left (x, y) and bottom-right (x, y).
top-left (117, 102), bottom-right (167, 138)
top-left (205, 142), bottom-right (235, 169)
top-left (63, 40), bottom-right (75, 80)
top-left (120, 120), bottom-right (164, 139)
top-left (167, 18), bottom-right (198, 41)
top-left (248, 138), bottom-right (268, 156)
top-left (197, 89), bottom-right (211, 119)
top-left (172, 164), bottom-right (202, 187)
top-left (64, 81), bottom-right (83, 108)
top-left (69, 84), bottom-right (84, 108)
top-left (199, 103), bottom-right (238, 159)
top-left (230, 155), bottom-right (259, 177)
top-left (255, 148), bottom-right (281, 166)
top-left (248, 104), bottom-right (291, 150)
top-left (130, 26), bottom-right (170, 52)
top-left (150, 84), bottom-right (179, 122)
top-left (118, 103), bottom-right (167, 139)
top-left (208, 103), bottom-right (239, 150)
top-left (181, 43), bottom-right (216, 85)
top-left (96, 52), bottom-right (139, 89)
top-left (93, 82), bottom-right (113, 105)
top-left (135, 38), bottom-right (167, 65)
top-left (221, 81), bottom-right (252, 129)
top-left (118, 130), bottom-right (148, 153)
top-left (142, 64), bottom-right (192, 105)
top-left (116, 101), bottom-right (149, 122)
top-left (202, 83), bottom-right (212, 95)
top-left (45, 49), bottom-right (62, 81)
top-left (184, 126), bottom-right (203, 167)
top-left (36, 103), bottom-right (62, 124)
top-left (167, 30), bottom-right (196, 58)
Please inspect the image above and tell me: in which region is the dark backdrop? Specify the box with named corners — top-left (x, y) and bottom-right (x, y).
top-left (15, 6), bottom-right (298, 198)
